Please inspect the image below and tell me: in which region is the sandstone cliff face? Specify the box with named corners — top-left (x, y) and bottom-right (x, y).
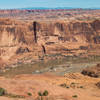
top-left (0, 19), bottom-right (100, 65)
top-left (0, 19), bottom-right (34, 46)
top-left (35, 20), bottom-right (100, 44)
top-left (0, 19), bottom-right (34, 61)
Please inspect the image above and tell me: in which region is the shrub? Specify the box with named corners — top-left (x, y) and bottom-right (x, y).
top-left (43, 90), bottom-right (48, 96)
top-left (79, 86), bottom-right (84, 88)
top-left (0, 88), bottom-right (6, 96)
top-left (71, 82), bottom-right (75, 85)
top-left (38, 90), bottom-right (49, 100)
top-left (70, 82), bottom-right (76, 88)
top-left (60, 83), bottom-right (66, 87)
top-left (66, 86), bottom-right (70, 89)
top-left (60, 83), bottom-right (70, 89)
top-left (38, 91), bottom-right (43, 96)
top-left (72, 95), bottom-right (78, 98)
top-left (27, 92), bottom-right (32, 96)
top-left (38, 90), bottom-right (49, 96)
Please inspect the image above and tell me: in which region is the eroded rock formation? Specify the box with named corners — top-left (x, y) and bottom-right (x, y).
top-left (0, 18), bottom-right (100, 67)
top-left (81, 64), bottom-right (100, 78)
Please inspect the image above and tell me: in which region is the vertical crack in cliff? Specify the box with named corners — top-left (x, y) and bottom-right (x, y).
top-left (33, 21), bottom-right (37, 43)
top-left (41, 45), bottom-right (46, 54)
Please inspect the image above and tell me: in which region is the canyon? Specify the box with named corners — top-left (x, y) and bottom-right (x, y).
top-left (0, 9), bottom-right (100, 100)
top-left (0, 18), bottom-right (100, 67)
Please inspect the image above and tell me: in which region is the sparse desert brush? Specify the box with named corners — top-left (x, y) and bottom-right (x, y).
top-left (27, 92), bottom-right (32, 96)
top-left (66, 86), bottom-right (70, 88)
top-left (71, 82), bottom-right (75, 84)
top-left (0, 87), bottom-right (6, 96)
top-left (79, 86), bottom-right (84, 88)
top-left (6, 93), bottom-right (25, 98)
top-left (70, 82), bottom-right (76, 88)
top-left (38, 91), bottom-right (43, 97)
top-left (60, 83), bottom-right (70, 89)
top-left (38, 90), bottom-right (49, 100)
top-left (38, 90), bottom-right (49, 96)
top-left (43, 90), bottom-right (48, 96)
top-left (60, 83), bottom-right (67, 87)
top-left (72, 95), bottom-right (78, 98)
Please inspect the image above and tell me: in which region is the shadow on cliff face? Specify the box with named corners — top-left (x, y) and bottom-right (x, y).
top-left (33, 21), bottom-right (37, 43)
top-left (16, 47), bottom-right (30, 54)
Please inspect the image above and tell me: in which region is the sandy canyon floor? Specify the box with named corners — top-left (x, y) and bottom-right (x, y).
top-left (0, 72), bottom-right (100, 100)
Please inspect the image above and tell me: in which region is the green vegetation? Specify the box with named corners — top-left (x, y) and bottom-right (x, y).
top-left (66, 86), bottom-right (70, 88)
top-left (70, 82), bottom-right (76, 88)
top-left (72, 95), bottom-right (78, 98)
top-left (79, 86), bottom-right (84, 88)
top-left (38, 92), bottom-right (43, 96)
top-left (0, 55), bottom-right (100, 77)
top-left (0, 88), bottom-right (6, 96)
top-left (60, 83), bottom-right (67, 87)
top-left (0, 87), bottom-right (25, 99)
top-left (60, 83), bottom-right (84, 89)
top-left (43, 90), bottom-right (48, 96)
top-left (60, 83), bottom-right (69, 89)
top-left (38, 90), bottom-right (49, 100)
top-left (27, 92), bottom-right (32, 96)
top-left (71, 82), bottom-right (75, 84)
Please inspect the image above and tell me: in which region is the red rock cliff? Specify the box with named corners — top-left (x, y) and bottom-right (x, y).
top-left (0, 19), bottom-right (100, 65)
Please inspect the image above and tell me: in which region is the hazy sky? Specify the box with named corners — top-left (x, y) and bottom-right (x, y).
top-left (0, 0), bottom-right (100, 9)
